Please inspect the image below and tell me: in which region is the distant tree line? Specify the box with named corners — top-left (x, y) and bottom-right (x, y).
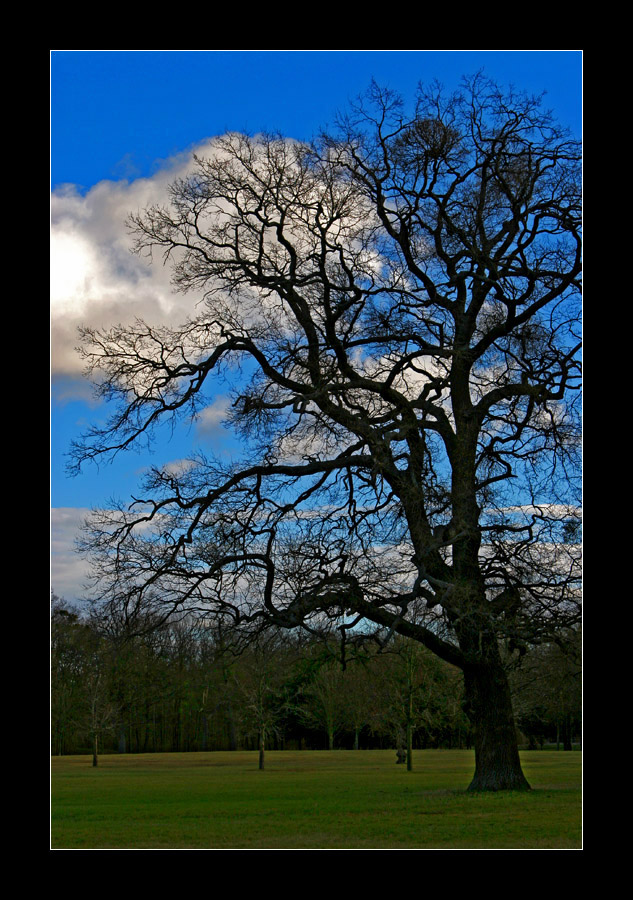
top-left (51, 593), bottom-right (580, 763)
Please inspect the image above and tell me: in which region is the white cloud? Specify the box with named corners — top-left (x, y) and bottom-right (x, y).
top-left (51, 143), bottom-right (213, 381)
top-left (161, 458), bottom-right (197, 477)
top-left (196, 396), bottom-right (231, 437)
top-left (496, 505), bottom-right (582, 520)
top-left (51, 507), bottom-right (92, 604)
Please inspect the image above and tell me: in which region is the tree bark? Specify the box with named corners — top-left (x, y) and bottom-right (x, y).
top-left (562, 713), bottom-right (573, 751)
top-left (463, 660), bottom-right (530, 792)
top-left (201, 714), bottom-right (209, 752)
top-left (222, 669), bottom-right (238, 751)
top-left (406, 689), bottom-right (413, 771)
top-left (259, 727), bottom-right (265, 770)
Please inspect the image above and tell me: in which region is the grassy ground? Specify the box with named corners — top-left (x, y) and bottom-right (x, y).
top-left (51, 749), bottom-right (582, 849)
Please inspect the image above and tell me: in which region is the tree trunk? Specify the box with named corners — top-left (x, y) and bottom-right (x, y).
top-left (406, 693), bottom-right (413, 771)
top-left (259, 727), bottom-right (265, 770)
top-left (562, 713), bottom-right (573, 751)
top-left (201, 714), bottom-right (209, 752)
top-left (92, 732), bottom-right (98, 768)
top-left (463, 661), bottom-right (531, 792)
top-left (395, 729), bottom-right (406, 764)
top-left (226, 697), bottom-right (238, 751)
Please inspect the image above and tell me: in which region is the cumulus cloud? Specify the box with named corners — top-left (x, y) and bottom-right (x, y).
top-left (161, 458), bottom-right (198, 477)
top-left (51, 507), bottom-right (92, 603)
top-left (496, 505), bottom-right (582, 520)
top-left (195, 396), bottom-right (232, 437)
top-left (51, 142), bottom-right (214, 382)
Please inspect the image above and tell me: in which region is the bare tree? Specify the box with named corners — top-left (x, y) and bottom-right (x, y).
top-left (299, 655), bottom-right (348, 751)
top-left (233, 630), bottom-right (296, 768)
top-left (73, 75), bottom-right (581, 791)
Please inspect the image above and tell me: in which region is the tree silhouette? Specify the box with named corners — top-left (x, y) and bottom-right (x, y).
top-left (74, 75), bottom-right (581, 791)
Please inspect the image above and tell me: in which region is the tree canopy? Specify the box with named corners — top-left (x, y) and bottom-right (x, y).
top-left (72, 74), bottom-right (581, 790)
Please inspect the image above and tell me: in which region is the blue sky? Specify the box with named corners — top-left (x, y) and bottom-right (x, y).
top-left (52, 51), bottom-right (582, 190)
top-left (51, 50), bottom-right (582, 602)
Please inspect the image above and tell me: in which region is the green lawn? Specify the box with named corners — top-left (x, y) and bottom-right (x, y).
top-left (51, 749), bottom-right (582, 849)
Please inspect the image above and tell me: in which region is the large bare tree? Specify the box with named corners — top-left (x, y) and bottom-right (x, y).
top-left (72, 75), bottom-right (581, 791)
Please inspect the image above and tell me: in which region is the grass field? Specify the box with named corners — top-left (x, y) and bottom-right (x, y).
top-left (51, 749), bottom-right (582, 849)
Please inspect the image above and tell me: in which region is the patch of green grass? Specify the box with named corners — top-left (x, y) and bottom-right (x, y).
top-left (51, 750), bottom-right (581, 849)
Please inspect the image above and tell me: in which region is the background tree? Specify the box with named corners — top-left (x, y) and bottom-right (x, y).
top-left (51, 593), bottom-right (118, 764)
top-left (51, 594), bottom-right (86, 756)
top-left (73, 75), bottom-right (581, 791)
top-left (298, 652), bottom-right (349, 751)
top-left (74, 624), bottom-right (118, 766)
top-left (51, 596), bottom-right (576, 757)
top-left (369, 636), bottom-right (467, 764)
top-left (338, 656), bottom-right (383, 751)
top-left (509, 628), bottom-right (581, 750)
top-left (233, 630), bottom-right (296, 768)
top-left (385, 638), bottom-right (423, 770)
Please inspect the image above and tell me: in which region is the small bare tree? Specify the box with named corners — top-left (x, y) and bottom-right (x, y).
top-left (233, 631), bottom-right (295, 768)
